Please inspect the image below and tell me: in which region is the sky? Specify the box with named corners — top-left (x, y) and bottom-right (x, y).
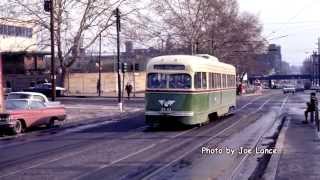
top-left (238, 0), bottom-right (320, 66)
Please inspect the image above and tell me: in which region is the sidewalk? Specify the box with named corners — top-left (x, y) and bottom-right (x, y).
top-left (264, 113), bottom-right (320, 179)
top-left (63, 91), bottom-right (145, 98)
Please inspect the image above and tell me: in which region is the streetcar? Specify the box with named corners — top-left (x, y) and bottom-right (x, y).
top-left (145, 54), bottom-right (236, 127)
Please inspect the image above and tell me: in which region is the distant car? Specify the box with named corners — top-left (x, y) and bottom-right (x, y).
top-left (283, 85), bottom-right (296, 94)
top-left (0, 99), bottom-right (66, 134)
top-left (24, 83), bottom-right (65, 97)
top-left (6, 92), bottom-right (60, 106)
top-left (311, 86), bottom-right (320, 92)
top-left (295, 84), bottom-right (305, 92)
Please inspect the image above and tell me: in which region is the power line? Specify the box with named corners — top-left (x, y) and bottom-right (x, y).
top-left (265, 0), bottom-right (318, 39)
top-left (264, 21), bottom-right (320, 25)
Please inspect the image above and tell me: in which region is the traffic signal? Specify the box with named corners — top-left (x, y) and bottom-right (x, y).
top-left (121, 62), bottom-right (128, 73)
top-left (44, 0), bottom-right (51, 12)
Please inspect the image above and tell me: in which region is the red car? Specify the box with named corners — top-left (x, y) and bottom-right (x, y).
top-left (0, 99), bottom-right (66, 134)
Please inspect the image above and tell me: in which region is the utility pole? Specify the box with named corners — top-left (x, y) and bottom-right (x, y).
top-left (114, 8), bottom-right (122, 111)
top-left (313, 52), bottom-right (316, 86)
top-left (0, 54), bottom-right (3, 112)
top-left (133, 61), bottom-right (136, 97)
top-left (49, 0), bottom-right (56, 101)
top-left (318, 38), bottom-right (320, 86)
top-left (98, 33), bottom-right (102, 96)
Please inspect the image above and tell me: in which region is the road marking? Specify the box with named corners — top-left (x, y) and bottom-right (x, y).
top-left (0, 125), bottom-right (194, 179)
top-left (0, 124), bottom-right (150, 178)
top-left (72, 127), bottom-right (196, 180)
top-left (280, 95), bottom-right (289, 111)
top-left (0, 95), bottom-right (261, 148)
top-left (235, 95), bottom-right (265, 113)
top-left (74, 96), bottom-right (273, 179)
top-left (141, 97), bottom-right (273, 180)
top-left (64, 120), bottom-right (118, 133)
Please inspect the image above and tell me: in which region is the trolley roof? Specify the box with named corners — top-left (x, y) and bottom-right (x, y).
top-left (146, 54), bottom-right (235, 74)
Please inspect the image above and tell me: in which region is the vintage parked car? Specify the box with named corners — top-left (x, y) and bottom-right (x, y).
top-left (24, 83), bottom-right (65, 97)
top-left (6, 92), bottom-right (60, 106)
top-left (0, 99), bottom-right (66, 134)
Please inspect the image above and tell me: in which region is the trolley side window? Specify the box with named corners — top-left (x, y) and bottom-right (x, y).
top-left (228, 75), bottom-right (236, 88)
top-left (216, 74), bottom-right (221, 89)
top-left (226, 75), bottom-right (235, 88)
top-left (222, 74), bottom-right (227, 88)
top-left (202, 72), bottom-right (207, 89)
top-left (209, 73), bottom-right (213, 89)
top-left (213, 73), bottom-right (220, 89)
top-left (194, 72), bottom-right (202, 89)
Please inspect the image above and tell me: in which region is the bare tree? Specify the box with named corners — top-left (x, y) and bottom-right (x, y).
top-left (6, 0), bottom-right (139, 83)
top-left (132, 0), bottom-right (268, 77)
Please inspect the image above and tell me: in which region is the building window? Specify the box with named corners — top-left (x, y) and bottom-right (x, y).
top-left (0, 24), bottom-right (33, 38)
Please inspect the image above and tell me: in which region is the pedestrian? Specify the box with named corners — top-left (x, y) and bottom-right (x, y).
top-left (125, 82), bottom-right (133, 100)
top-left (304, 102), bottom-right (313, 124)
top-left (96, 80), bottom-right (100, 94)
top-left (304, 92), bottom-right (318, 123)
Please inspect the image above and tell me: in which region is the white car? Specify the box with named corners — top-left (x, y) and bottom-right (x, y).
top-left (6, 92), bottom-right (61, 106)
top-left (283, 85), bottom-right (295, 94)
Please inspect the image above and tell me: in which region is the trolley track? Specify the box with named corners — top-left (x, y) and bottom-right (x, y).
top-left (230, 95), bottom-right (289, 180)
top-left (72, 95), bottom-right (279, 180)
top-left (0, 93), bottom-right (278, 179)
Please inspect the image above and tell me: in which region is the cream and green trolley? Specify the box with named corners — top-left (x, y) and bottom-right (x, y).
top-left (145, 54), bottom-right (236, 127)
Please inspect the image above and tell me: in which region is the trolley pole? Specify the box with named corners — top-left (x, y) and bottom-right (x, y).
top-left (50, 0), bottom-right (56, 101)
top-left (114, 8), bottom-right (122, 111)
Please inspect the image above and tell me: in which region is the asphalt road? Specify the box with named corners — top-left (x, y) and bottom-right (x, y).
top-left (0, 90), bottom-right (300, 180)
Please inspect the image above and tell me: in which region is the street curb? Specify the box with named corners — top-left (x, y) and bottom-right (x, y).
top-left (248, 115), bottom-right (288, 180)
top-left (260, 116), bottom-right (289, 180)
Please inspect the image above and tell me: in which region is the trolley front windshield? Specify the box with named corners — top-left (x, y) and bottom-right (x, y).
top-left (147, 73), bottom-right (191, 89)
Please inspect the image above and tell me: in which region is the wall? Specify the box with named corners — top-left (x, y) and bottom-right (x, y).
top-left (64, 72), bottom-right (146, 95)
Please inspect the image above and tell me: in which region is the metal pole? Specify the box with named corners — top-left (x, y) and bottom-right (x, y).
top-left (133, 61), bottom-right (136, 97)
top-left (0, 53), bottom-right (3, 113)
top-left (50, 0), bottom-right (56, 101)
top-left (318, 53), bottom-right (320, 86)
top-left (122, 70), bottom-right (125, 99)
top-left (98, 33), bottom-right (101, 96)
top-left (115, 8), bottom-right (122, 110)
top-left (312, 54), bottom-right (315, 85)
